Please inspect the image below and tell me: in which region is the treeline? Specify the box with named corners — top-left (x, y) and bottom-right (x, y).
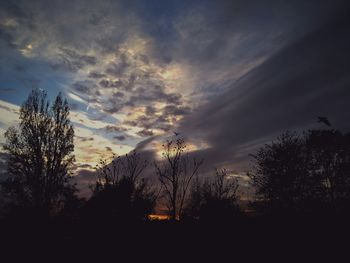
top-left (249, 129), bottom-right (350, 216)
top-left (1, 89), bottom-right (350, 227)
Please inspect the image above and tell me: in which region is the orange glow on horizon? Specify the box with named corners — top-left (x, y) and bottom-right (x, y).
top-left (148, 214), bottom-right (170, 221)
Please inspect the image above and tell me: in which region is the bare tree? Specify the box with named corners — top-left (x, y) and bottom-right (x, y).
top-left (207, 168), bottom-right (239, 200)
top-left (122, 150), bottom-right (148, 184)
top-left (91, 150), bottom-right (148, 192)
top-left (91, 154), bottom-right (122, 193)
top-left (155, 138), bottom-right (203, 220)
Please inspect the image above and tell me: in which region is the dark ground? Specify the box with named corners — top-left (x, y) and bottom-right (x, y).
top-left (0, 215), bottom-right (348, 261)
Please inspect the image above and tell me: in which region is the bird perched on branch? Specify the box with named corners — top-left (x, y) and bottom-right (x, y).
top-left (173, 131), bottom-right (181, 136)
top-left (318, 116), bottom-right (331, 127)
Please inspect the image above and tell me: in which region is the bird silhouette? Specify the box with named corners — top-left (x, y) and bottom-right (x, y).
top-left (173, 131), bottom-right (180, 136)
top-left (318, 116), bottom-right (331, 127)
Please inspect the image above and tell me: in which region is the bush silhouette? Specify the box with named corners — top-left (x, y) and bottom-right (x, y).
top-left (184, 169), bottom-right (241, 222)
top-left (84, 151), bottom-right (156, 223)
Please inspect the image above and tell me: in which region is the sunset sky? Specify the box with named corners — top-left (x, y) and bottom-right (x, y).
top-left (1, 0), bottom-right (350, 196)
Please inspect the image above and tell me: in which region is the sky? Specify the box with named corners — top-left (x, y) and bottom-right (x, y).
top-left (1, 0), bottom-right (350, 197)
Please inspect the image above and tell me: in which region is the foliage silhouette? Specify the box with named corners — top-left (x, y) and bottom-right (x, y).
top-left (84, 151), bottom-right (156, 223)
top-left (1, 88), bottom-right (77, 219)
top-left (248, 129), bottom-right (350, 216)
top-left (184, 168), bottom-right (241, 222)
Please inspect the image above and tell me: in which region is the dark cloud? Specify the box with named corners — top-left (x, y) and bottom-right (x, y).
top-left (105, 146), bottom-right (113, 152)
top-left (137, 129), bottom-right (154, 137)
top-left (78, 137), bottom-right (94, 142)
top-left (104, 125), bottom-right (128, 133)
top-left (126, 86), bottom-right (182, 107)
top-left (103, 105), bottom-right (122, 114)
top-left (88, 13), bottom-right (104, 26)
top-left (162, 105), bottom-right (190, 116)
top-left (105, 53), bottom-right (130, 77)
top-left (14, 64), bottom-right (27, 71)
top-left (114, 135), bottom-right (126, 141)
top-left (51, 48), bottom-right (97, 72)
top-left (77, 163), bottom-right (94, 169)
top-left (0, 2), bottom-right (35, 50)
top-left (73, 82), bottom-right (91, 94)
top-left (60, 48), bottom-right (97, 65)
top-left (88, 71), bottom-right (106, 79)
top-left (0, 88), bottom-right (16, 93)
top-left (123, 120), bottom-right (137, 127)
top-left (145, 105), bottom-right (156, 115)
top-left (112, 91), bottom-right (124, 98)
top-left (98, 79), bottom-right (125, 89)
top-left (124, 115), bottom-right (156, 131)
top-left (0, 28), bottom-right (17, 48)
top-left (99, 79), bottom-right (110, 88)
top-left (177, 10), bottom-right (350, 172)
top-left (0, 2), bottom-right (34, 26)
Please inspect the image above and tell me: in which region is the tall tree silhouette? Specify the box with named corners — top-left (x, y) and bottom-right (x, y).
top-left (155, 138), bottom-right (203, 220)
top-left (2, 89), bottom-right (76, 217)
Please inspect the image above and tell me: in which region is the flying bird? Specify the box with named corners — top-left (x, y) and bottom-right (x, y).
top-left (318, 116), bottom-right (331, 127)
top-left (173, 131), bottom-right (181, 136)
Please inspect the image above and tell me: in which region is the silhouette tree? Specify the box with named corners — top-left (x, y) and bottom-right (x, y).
top-left (248, 129), bottom-right (350, 216)
top-left (184, 169), bottom-right (241, 222)
top-left (155, 138), bottom-right (203, 220)
top-left (305, 129), bottom-right (350, 212)
top-left (182, 175), bottom-right (202, 220)
top-left (2, 89), bottom-right (76, 218)
top-left (248, 131), bottom-right (307, 215)
top-left (86, 151), bottom-right (156, 222)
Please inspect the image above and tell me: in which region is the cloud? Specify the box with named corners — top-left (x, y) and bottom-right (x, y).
top-left (88, 71), bottom-right (106, 79)
top-left (70, 110), bottom-right (116, 130)
top-left (0, 100), bottom-right (20, 146)
top-left (114, 135), bottom-right (126, 141)
top-left (2, 0), bottom-right (298, 145)
top-left (50, 48), bottom-right (97, 72)
top-left (73, 125), bottom-right (134, 169)
top-left (77, 137), bottom-right (94, 142)
top-left (105, 146), bottom-right (113, 152)
top-left (175, 10), bottom-right (350, 173)
top-left (137, 129), bottom-right (154, 137)
top-left (104, 125), bottom-right (128, 133)
top-left (71, 168), bottom-right (96, 198)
